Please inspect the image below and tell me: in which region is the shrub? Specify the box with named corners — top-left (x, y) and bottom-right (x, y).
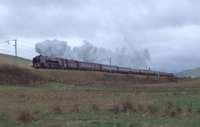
top-left (196, 108), bottom-right (200, 114)
top-left (91, 104), bottom-right (99, 111)
top-left (161, 101), bottom-right (173, 116)
top-left (169, 111), bottom-right (176, 117)
top-left (146, 105), bottom-right (159, 115)
top-left (70, 104), bottom-right (80, 113)
top-left (110, 104), bottom-right (121, 114)
top-left (52, 104), bottom-right (63, 114)
top-left (187, 107), bottom-right (193, 114)
top-left (176, 106), bottom-right (183, 115)
top-left (16, 109), bottom-right (35, 123)
top-left (137, 104), bottom-right (145, 113)
top-left (110, 101), bottom-right (136, 114)
top-left (121, 101), bottom-right (136, 113)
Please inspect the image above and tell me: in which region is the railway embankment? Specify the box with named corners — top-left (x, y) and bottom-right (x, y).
top-left (0, 54), bottom-right (176, 86)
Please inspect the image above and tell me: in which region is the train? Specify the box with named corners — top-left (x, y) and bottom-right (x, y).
top-left (32, 55), bottom-right (175, 78)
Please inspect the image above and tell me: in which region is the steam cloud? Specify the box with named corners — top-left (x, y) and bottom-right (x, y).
top-left (35, 39), bottom-right (150, 68)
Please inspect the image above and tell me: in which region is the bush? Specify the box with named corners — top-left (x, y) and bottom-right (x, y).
top-left (110, 101), bottom-right (136, 114)
top-left (121, 101), bottom-right (136, 113)
top-left (176, 106), bottom-right (183, 114)
top-left (187, 107), bottom-right (193, 114)
top-left (110, 104), bottom-right (121, 114)
top-left (161, 101), bottom-right (173, 116)
top-left (70, 104), bottom-right (80, 113)
top-left (137, 104), bottom-right (145, 113)
top-left (196, 108), bottom-right (200, 114)
top-left (169, 111), bottom-right (176, 117)
top-left (16, 109), bottom-right (35, 123)
top-left (91, 104), bottom-right (99, 111)
top-left (52, 104), bottom-right (63, 114)
top-left (146, 105), bottom-right (159, 115)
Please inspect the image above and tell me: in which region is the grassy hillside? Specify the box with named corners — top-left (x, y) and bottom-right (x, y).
top-left (0, 53), bottom-right (31, 68)
top-left (177, 68), bottom-right (200, 78)
top-left (1, 54), bottom-right (200, 127)
top-left (0, 54), bottom-right (175, 86)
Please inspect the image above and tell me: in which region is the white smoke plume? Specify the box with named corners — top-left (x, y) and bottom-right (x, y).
top-left (35, 39), bottom-right (69, 57)
top-left (35, 39), bottom-right (150, 68)
top-left (73, 40), bottom-right (98, 62)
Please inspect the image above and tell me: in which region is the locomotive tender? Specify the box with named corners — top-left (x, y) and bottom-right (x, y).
top-left (32, 55), bottom-right (175, 78)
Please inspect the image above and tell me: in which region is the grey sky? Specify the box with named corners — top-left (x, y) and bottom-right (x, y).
top-left (0, 0), bottom-right (200, 72)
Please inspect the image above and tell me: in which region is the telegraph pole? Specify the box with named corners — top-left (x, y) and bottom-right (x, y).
top-left (13, 39), bottom-right (17, 57)
top-left (4, 39), bottom-right (18, 57)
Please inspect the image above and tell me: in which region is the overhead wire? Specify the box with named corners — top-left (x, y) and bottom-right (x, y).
top-left (0, 40), bottom-right (36, 58)
top-left (0, 40), bottom-right (12, 55)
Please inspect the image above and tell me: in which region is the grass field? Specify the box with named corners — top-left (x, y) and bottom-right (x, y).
top-left (1, 54), bottom-right (200, 127)
top-left (0, 54), bottom-right (174, 86)
top-left (0, 80), bottom-right (200, 127)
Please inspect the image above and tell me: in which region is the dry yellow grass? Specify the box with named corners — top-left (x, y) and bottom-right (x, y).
top-left (0, 85), bottom-right (154, 116)
top-left (0, 64), bottom-right (176, 86)
top-left (0, 53), bottom-right (32, 68)
top-left (0, 54), bottom-right (175, 86)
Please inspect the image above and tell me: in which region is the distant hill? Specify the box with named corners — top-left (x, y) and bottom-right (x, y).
top-left (177, 68), bottom-right (200, 78)
top-left (0, 53), bottom-right (31, 68)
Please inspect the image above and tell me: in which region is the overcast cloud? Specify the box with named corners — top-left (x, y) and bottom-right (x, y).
top-left (0, 0), bottom-right (200, 72)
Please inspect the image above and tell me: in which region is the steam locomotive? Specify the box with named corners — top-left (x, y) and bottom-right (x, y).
top-left (32, 55), bottom-right (175, 78)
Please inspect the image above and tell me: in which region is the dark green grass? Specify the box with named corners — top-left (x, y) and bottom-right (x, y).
top-left (1, 110), bottom-right (200, 127)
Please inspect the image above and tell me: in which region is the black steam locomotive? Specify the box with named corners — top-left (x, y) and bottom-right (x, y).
top-left (32, 55), bottom-right (175, 78)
